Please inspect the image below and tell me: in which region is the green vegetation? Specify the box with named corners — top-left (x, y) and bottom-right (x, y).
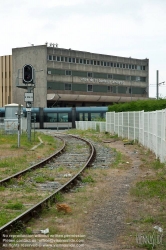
top-left (5, 202), bottom-right (24, 210)
top-left (55, 192), bottom-right (64, 202)
top-left (82, 175), bottom-right (95, 183)
top-left (108, 99), bottom-right (166, 112)
top-left (131, 179), bottom-right (166, 200)
top-left (34, 176), bottom-right (47, 183)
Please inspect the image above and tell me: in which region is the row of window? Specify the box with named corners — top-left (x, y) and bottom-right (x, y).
top-left (53, 83), bottom-right (146, 94)
top-left (48, 68), bottom-right (146, 82)
top-left (47, 55), bottom-right (146, 71)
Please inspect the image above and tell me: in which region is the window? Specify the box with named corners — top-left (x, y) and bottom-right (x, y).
top-left (107, 62), bottom-right (110, 66)
top-left (87, 60), bottom-right (90, 64)
top-left (84, 59), bottom-right (86, 64)
top-left (97, 61), bottom-right (100, 65)
top-left (76, 58), bottom-right (79, 63)
top-left (117, 63), bottom-right (119, 68)
top-left (87, 84), bottom-right (93, 92)
top-left (129, 64), bottom-right (132, 69)
top-left (104, 62), bottom-right (107, 66)
top-left (120, 64), bottom-right (122, 68)
top-left (53, 56), bottom-right (56, 61)
top-left (65, 57), bottom-right (68, 62)
top-left (107, 86), bottom-right (112, 92)
top-left (66, 70), bottom-right (72, 75)
top-left (94, 60), bottom-right (96, 65)
top-left (45, 113), bottom-right (57, 122)
top-left (65, 83), bottom-right (72, 90)
top-left (87, 72), bottom-right (93, 77)
top-left (61, 56), bottom-right (64, 62)
top-left (91, 113), bottom-right (101, 121)
top-left (69, 57), bottom-right (72, 63)
top-left (48, 55), bottom-right (52, 60)
top-left (123, 64), bottom-right (125, 68)
top-left (59, 113), bottom-right (68, 122)
top-left (101, 61), bottom-right (104, 66)
top-left (137, 65), bottom-right (141, 70)
top-left (114, 63), bottom-right (116, 67)
top-left (57, 56), bottom-right (60, 61)
top-left (132, 65), bottom-right (135, 70)
top-left (80, 59), bottom-right (83, 64)
top-left (72, 58), bottom-right (75, 63)
top-left (107, 74), bottom-right (112, 79)
top-left (110, 62), bottom-right (113, 67)
top-left (91, 60), bottom-right (93, 65)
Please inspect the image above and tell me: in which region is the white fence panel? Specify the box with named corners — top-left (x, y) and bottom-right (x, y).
top-left (76, 109), bottom-right (166, 163)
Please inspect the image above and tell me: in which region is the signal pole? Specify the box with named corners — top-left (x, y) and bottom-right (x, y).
top-left (16, 64), bottom-right (35, 142)
top-left (22, 64), bottom-right (35, 141)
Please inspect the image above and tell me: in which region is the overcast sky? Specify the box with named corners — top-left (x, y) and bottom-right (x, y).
top-left (1, 0), bottom-right (166, 98)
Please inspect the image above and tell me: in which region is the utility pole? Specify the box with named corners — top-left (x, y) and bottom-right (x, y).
top-left (156, 70), bottom-right (159, 100)
top-left (156, 70), bottom-right (165, 100)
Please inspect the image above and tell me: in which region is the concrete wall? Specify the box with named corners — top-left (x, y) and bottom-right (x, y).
top-left (12, 45), bottom-right (47, 107)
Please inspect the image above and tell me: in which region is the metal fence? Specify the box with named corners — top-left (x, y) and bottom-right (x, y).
top-left (76, 109), bottom-right (166, 163)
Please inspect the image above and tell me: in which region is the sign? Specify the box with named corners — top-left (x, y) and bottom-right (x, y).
top-left (80, 77), bottom-right (124, 85)
top-left (24, 92), bottom-right (34, 102)
top-left (26, 108), bottom-right (31, 112)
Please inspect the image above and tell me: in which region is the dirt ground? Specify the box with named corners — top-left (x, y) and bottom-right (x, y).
top-left (80, 140), bottom-right (145, 250)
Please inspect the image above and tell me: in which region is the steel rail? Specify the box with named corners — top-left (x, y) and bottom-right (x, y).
top-left (0, 136), bottom-right (65, 186)
top-left (0, 134), bottom-right (95, 242)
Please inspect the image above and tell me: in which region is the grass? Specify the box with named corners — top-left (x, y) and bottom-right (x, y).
top-left (82, 175), bottom-right (95, 183)
top-left (130, 179), bottom-right (166, 200)
top-left (34, 176), bottom-right (47, 183)
top-left (5, 202), bottom-right (24, 210)
top-left (0, 132), bottom-right (62, 180)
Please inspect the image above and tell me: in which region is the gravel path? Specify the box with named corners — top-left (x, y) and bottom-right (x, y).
top-left (83, 141), bottom-right (143, 250)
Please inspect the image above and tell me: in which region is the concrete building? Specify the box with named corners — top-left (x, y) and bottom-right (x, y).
top-left (0, 55), bottom-right (12, 106)
top-left (12, 45), bottom-right (149, 107)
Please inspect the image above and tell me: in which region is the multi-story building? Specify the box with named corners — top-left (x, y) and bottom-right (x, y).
top-left (0, 55), bottom-right (12, 107)
top-left (11, 44), bottom-right (149, 107)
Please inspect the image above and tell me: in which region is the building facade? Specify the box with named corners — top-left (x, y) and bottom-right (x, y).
top-left (12, 45), bottom-right (149, 108)
top-left (0, 55), bottom-right (12, 107)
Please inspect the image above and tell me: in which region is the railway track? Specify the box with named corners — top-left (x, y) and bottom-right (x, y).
top-left (0, 133), bottom-right (95, 244)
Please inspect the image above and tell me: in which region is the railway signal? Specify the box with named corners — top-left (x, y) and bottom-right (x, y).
top-left (23, 64), bottom-right (34, 84)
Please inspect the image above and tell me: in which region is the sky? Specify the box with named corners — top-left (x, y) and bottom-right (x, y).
top-left (1, 0), bottom-right (166, 98)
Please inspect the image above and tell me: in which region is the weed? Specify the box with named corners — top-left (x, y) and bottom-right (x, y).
top-left (5, 202), bottom-right (24, 210)
top-left (34, 176), bottom-right (46, 183)
top-left (152, 159), bottom-right (165, 170)
top-left (142, 216), bottom-right (155, 223)
top-left (55, 192), bottom-right (64, 202)
top-left (0, 186), bottom-right (5, 191)
top-left (111, 150), bottom-right (122, 168)
top-left (57, 166), bottom-right (64, 172)
top-left (25, 227), bottom-right (33, 234)
top-left (82, 175), bottom-right (95, 183)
